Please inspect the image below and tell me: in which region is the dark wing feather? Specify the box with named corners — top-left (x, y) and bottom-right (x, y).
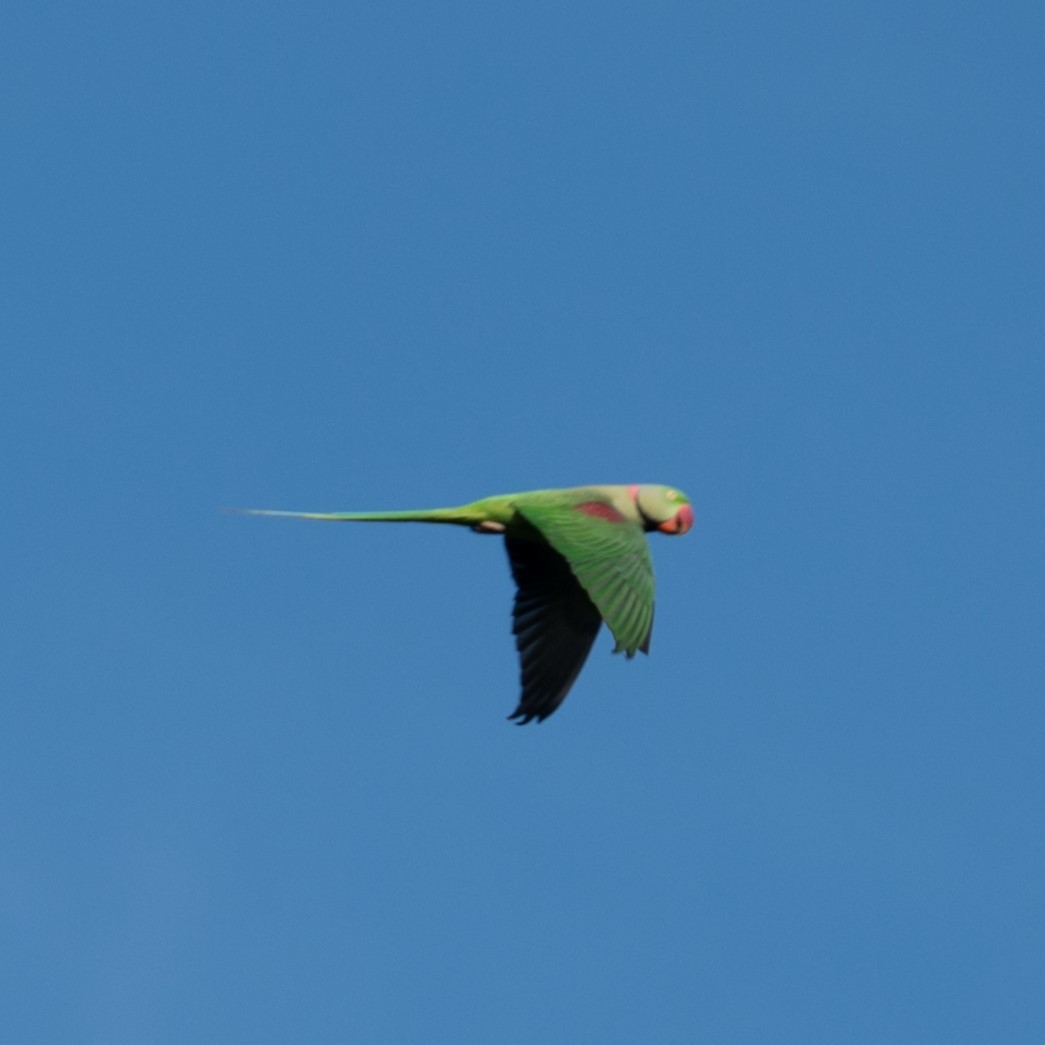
top-left (505, 536), bottom-right (602, 723)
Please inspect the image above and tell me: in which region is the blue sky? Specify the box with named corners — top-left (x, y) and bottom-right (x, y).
top-left (3, 2), bottom-right (1043, 1041)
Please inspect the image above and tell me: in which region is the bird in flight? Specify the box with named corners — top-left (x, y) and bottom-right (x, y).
top-left (231, 484), bottom-right (694, 723)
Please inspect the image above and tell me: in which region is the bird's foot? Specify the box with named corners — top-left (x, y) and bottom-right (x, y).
top-left (472, 521), bottom-right (506, 534)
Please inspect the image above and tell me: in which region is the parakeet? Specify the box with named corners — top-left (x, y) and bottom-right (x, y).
top-left (232, 484), bottom-right (694, 723)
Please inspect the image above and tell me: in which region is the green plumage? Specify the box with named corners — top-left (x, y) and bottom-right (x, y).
top-left (230, 484), bottom-right (694, 723)
top-left (512, 497), bottom-right (654, 657)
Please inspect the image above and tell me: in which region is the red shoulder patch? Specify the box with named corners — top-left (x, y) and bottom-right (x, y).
top-left (574, 501), bottom-right (627, 522)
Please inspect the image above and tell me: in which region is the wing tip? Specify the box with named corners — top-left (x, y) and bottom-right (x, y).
top-left (507, 706), bottom-right (551, 725)
top-left (508, 711), bottom-right (535, 725)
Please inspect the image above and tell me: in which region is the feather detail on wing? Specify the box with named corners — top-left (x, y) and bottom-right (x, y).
top-left (505, 537), bottom-right (602, 723)
top-left (514, 499), bottom-right (656, 657)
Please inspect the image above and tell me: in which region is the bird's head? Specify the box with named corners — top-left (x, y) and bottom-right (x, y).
top-left (631, 484), bottom-right (694, 535)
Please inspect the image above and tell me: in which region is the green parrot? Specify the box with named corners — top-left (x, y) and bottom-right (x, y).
top-left (233, 484), bottom-right (694, 723)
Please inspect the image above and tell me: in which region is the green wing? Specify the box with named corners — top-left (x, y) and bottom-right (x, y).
top-left (514, 497), bottom-right (655, 657)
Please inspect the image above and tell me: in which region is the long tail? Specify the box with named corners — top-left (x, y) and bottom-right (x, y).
top-left (222, 505), bottom-right (488, 526)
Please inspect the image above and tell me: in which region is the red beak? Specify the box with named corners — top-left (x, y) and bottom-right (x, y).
top-left (658, 503), bottom-right (694, 535)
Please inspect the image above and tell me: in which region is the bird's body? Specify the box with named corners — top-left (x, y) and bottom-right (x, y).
top-left (233, 484), bottom-right (694, 723)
